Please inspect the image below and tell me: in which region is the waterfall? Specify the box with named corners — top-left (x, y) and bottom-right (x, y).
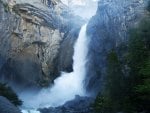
top-left (21, 24), bottom-right (89, 112)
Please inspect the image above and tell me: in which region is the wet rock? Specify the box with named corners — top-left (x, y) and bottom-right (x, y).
top-left (0, 96), bottom-right (21, 113)
top-left (39, 96), bottom-right (94, 113)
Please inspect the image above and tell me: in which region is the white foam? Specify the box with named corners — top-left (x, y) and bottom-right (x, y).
top-left (21, 109), bottom-right (40, 113)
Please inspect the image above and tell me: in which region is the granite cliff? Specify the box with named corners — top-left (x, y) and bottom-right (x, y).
top-left (86, 0), bottom-right (149, 95)
top-left (0, 0), bottom-right (149, 113)
top-left (0, 0), bottom-right (84, 89)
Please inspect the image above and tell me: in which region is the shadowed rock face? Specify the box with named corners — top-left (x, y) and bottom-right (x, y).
top-left (0, 0), bottom-right (84, 89)
top-left (85, 0), bottom-right (148, 95)
top-left (0, 96), bottom-right (21, 113)
top-left (39, 96), bottom-right (94, 113)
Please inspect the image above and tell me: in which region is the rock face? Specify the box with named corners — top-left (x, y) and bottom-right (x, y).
top-left (85, 0), bottom-right (149, 95)
top-left (0, 96), bottom-right (21, 113)
top-left (0, 0), bottom-right (84, 89)
top-left (40, 96), bottom-right (94, 113)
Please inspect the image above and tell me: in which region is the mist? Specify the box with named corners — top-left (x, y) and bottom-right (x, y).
top-left (19, 0), bottom-right (99, 111)
top-left (61, 0), bottom-right (99, 19)
top-left (20, 24), bottom-right (89, 109)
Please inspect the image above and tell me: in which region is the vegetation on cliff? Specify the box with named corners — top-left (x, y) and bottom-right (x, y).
top-left (0, 83), bottom-right (22, 106)
top-left (93, 7), bottom-right (150, 113)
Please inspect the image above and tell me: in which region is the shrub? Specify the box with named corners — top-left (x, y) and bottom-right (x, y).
top-left (0, 83), bottom-right (22, 106)
top-left (93, 94), bottom-right (114, 113)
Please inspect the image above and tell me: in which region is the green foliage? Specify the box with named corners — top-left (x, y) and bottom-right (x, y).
top-left (127, 19), bottom-right (150, 112)
top-left (0, 83), bottom-right (22, 106)
top-left (133, 58), bottom-right (150, 112)
top-left (93, 94), bottom-right (113, 113)
top-left (93, 18), bottom-right (150, 113)
top-left (93, 95), bottom-right (105, 113)
top-left (93, 51), bottom-right (126, 113)
top-left (105, 51), bottom-right (126, 110)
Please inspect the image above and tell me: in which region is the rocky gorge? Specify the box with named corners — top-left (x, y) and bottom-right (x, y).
top-left (0, 0), bottom-right (149, 113)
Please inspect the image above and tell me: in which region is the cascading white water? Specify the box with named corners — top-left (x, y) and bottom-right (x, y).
top-left (21, 24), bottom-right (89, 112)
